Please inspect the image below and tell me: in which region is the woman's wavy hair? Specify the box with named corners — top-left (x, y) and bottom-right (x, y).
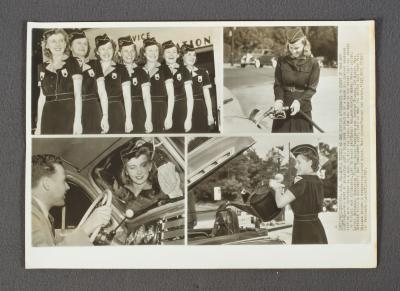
top-left (41, 29), bottom-right (70, 62)
top-left (284, 37), bottom-right (313, 58)
top-left (120, 146), bottom-right (158, 187)
top-left (300, 149), bottom-right (320, 172)
top-left (117, 43), bottom-right (138, 64)
top-left (136, 42), bottom-right (162, 66)
top-left (94, 39), bottom-right (117, 61)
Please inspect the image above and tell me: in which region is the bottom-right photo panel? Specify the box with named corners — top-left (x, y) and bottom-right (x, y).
top-left (187, 135), bottom-right (339, 245)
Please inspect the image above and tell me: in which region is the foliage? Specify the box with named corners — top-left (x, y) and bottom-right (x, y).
top-left (224, 26), bottom-right (338, 65)
top-left (193, 144), bottom-right (338, 202)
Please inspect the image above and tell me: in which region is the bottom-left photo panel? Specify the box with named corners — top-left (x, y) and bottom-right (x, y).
top-left (29, 136), bottom-right (185, 246)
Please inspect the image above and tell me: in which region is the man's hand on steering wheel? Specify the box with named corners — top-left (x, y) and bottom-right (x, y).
top-left (81, 205), bottom-right (112, 236)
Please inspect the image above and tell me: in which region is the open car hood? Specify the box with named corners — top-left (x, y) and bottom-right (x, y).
top-left (188, 136), bottom-right (255, 188)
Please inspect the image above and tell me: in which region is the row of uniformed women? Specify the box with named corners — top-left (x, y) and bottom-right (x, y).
top-left (35, 29), bottom-right (215, 134)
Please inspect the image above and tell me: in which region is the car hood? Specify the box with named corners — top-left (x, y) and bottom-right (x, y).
top-left (188, 136), bottom-right (255, 187)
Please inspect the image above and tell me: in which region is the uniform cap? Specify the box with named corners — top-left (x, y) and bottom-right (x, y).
top-left (118, 35), bottom-right (134, 49)
top-left (120, 139), bottom-right (154, 164)
top-left (69, 30), bottom-right (86, 43)
top-left (143, 37), bottom-right (158, 48)
top-left (95, 34), bottom-right (111, 48)
top-left (162, 40), bottom-right (176, 50)
top-left (291, 144), bottom-right (318, 157)
top-left (286, 27), bottom-right (306, 44)
top-left (180, 43), bottom-right (195, 54)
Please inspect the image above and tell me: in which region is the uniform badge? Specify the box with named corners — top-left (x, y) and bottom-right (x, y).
top-left (132, 77), bottom-right (138, 86)
top-left (155, 73), bottom-right (160, 80)
top-left (112, 72), bottom-right (117, 79)
top-left (61, 68), bottom-right (68, 78)
top-left (88, 69), bottom-right (95, 77)
top-left (177, 73), bottom-right (182, 81)
top-left (39, 72), bottom-right (45, 81)
top-left (198, 75), bottom-right (203, 83)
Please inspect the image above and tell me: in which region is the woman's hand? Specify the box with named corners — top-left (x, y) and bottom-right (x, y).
top-left (269, 178), bottom-right (284, 194)
top-left (164, 116), bottom-right (173, 131)
top-left (145, 118), bottom-right (153, 133)
top-left (34, 125), bottom-right (41, 135)
top-left (184, 117), bottom-right (192, 132)
top-left (207, 114), bottom-right (215, 126)
top-left (125, 119), bottom-right (133, 133)
top-left (274, 100), bottom-right (284, 112)
top-left (73, 121), bottom-right (83, 135)
top-left (101, 115), bottom-right (109, 134)
top-left (158, 162), bottom-right (182, 198)
top-left (290, 100), bottom-right (301, 116)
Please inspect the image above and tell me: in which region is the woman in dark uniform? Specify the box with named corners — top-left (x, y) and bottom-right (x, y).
top-left (272, 27), bottom-right (320, 133)
top-left (94, 34), bottom-right (133, 133)
top-left (270, 144), bottom-right (328, 244)
top-left (181, 44), bottom-right (214, 133)
top-left (35, 29), bottom-right (83, 135)
top-left (141, 38), bottom-right (174, 133)
top-left (117, 36), bottom-right (152, 133)
top-left (161, 40), bottom-right (193, 133)
top-left (69, 30), bottom-right (109, 134)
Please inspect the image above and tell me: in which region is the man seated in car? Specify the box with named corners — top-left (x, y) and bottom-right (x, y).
top-left (31, 154), bottom-right (112, 246)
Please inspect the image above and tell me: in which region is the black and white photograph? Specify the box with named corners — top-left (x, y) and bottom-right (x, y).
top-left (223, 26), bottom-right (338, 133)
top-left (187, 135), bottom-right (339, 245)
top-left (30, 137), bottom-right (185, 246)
top-left (30, 26), bottom-right (221, 135)
top-left (25, 21), bottom-right (375, 269)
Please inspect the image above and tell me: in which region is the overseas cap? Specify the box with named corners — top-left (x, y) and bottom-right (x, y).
top-left (118, 35), bottom-right (134, 49)
top-left (291, 144), bottom-right (318, 157)
top-left (95, 34), bottom-right (111, 48)
top-left (286, 27), bottom-right (306, 44)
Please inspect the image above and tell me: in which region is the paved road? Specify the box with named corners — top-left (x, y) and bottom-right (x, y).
top-left (224, 66), bottom-right (339, 133)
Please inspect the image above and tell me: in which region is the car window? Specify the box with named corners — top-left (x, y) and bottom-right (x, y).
top-left (91, 138), bottom-right (184, 214)
top-left (49, 180), bottom-right (92, 230)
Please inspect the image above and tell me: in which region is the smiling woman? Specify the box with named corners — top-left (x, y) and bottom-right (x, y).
top-left (35, 29), bottom-right (83, 135)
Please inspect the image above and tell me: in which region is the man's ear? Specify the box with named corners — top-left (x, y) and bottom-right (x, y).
top-left (42, 176), bottom-right (52, 191)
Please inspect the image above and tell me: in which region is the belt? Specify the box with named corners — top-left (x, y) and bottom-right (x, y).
top-left (108, 96), bottom-right (122, 103)
top-left (175, 97), bottom-right (186, 102)
top-left (132, 96), bottom-right (143, 101)
top-left (294, 213), bottom-right (319, 221)
top-left (283, 86), bottom-right (305, 93)
top-left (82, 94), bottom-right (97, 101)
top-left (46, 94), bottom-right (73, 102)
top-left (193, 94), bottom-right (204, 101)
top-left (151, 96), bottom-right (166, 102)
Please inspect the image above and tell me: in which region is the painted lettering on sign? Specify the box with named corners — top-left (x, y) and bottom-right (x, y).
top-left (180, 36), bottom-right (211, 48)
top-left (131, 33), bottom-right (151, 42)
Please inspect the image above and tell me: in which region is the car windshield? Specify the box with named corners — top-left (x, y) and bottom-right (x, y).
top-left (92, 137), bottom-right (185, 216)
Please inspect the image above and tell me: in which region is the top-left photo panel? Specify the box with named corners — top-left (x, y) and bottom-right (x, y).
top-left (28, 24), bottom-right (222, 135)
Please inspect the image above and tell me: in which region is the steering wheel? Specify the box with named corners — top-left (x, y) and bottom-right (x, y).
top-left (77, 189), bottom-right (113, 242)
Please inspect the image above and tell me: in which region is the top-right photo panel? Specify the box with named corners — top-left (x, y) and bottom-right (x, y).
top-left (223, 26), bottom-right (338, 134)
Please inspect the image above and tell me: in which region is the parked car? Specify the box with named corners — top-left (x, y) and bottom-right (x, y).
top-left (187, 137), bottom-right (286, 245)
top-left (240, 53), bottom-right (261, 68)
top-left (240, 50), bottom-right (276, 68)
top-left (32, 137), bottom-right (185, 245)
